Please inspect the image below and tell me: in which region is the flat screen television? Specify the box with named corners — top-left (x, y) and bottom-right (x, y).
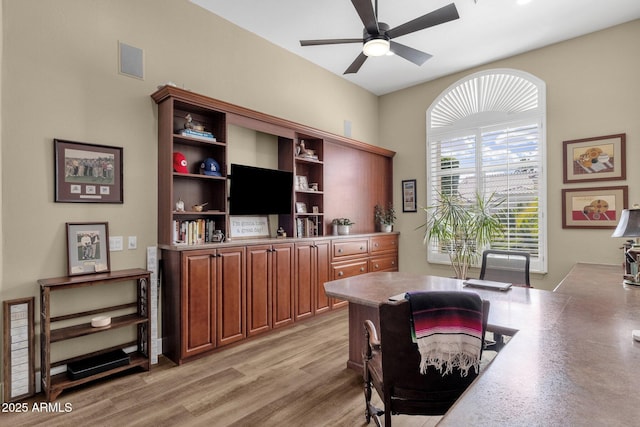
top-left (229, 164), bottom-right (293, 215)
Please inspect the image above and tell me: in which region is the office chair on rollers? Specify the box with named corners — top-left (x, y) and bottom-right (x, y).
top-left (480, 249), bottom-right (531, 350)
top-left (363, 291), bottom-right (490, 426)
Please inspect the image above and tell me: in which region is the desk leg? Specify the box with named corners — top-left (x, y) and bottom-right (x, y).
top-left (346, 303), bottom-right (379, 373)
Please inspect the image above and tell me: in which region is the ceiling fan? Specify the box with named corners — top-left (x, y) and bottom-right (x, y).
top-left (300, 0), bottom-right (460, 74)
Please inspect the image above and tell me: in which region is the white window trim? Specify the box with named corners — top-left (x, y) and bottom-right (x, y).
top-left (426, 69), bottom-right (547, 273)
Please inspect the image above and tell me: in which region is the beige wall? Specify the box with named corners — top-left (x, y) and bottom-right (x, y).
top-left (0, 0), bottom-right (378, 382)
top-left (381, 20), bottom-right (640, 290)
top-left (1, 0), bottom-right (638, 392)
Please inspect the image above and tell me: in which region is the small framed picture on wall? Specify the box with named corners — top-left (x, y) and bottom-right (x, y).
top-left (402, 179), bottom-right (417, 212)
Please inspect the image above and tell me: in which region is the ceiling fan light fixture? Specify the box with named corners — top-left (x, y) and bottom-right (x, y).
top-left (363, 38), bottom-right (390, 57)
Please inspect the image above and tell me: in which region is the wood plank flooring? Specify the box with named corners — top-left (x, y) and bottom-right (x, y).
top-left (4, 309), bottom-right (442, 427)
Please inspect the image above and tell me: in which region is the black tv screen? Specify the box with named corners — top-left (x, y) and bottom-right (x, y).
top-left (229, 164), bottom-right (293, 215)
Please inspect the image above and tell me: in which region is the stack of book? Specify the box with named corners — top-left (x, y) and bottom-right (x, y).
top-left (178, 129), bottom-right (216, 141)
top-left (173, 219), bottom-right (218, 245)
top-left (296, 216), bottom-right (319, 238)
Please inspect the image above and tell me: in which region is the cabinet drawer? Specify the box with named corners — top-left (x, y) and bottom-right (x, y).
top-left (371, 234), bottom-right (398, 253)
top-left (370, 255), bottom-right (398, 272)
top-left (332, 239), bottom-right (369, 259)
top-left (331, 259), bottom-right (369, 279)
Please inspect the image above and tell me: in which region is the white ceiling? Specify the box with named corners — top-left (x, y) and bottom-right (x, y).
top-left (191, 0), bottom-right (640, 95)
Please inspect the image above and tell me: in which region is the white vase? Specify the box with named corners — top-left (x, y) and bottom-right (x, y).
top-left (337, 225), bottom-right (351, 235)
top-left (380, 224), bottom-right (392, 233)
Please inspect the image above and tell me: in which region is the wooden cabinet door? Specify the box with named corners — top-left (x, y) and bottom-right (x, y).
top-left (314, 241), bottom-right (331, 314)
top-left (272, 243), bottom-right (294, 328)
top-left (216, 246), bottom-right (246, 347)
top-left (294, 242), bottom-right (314, 320)
top-left (246, 245), bottom-right (271, 337)
top-left (181, 251), bottom-right (216, 358)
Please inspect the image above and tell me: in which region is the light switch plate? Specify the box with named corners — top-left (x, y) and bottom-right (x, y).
top-left (110, 236), bottom-right (123, 251)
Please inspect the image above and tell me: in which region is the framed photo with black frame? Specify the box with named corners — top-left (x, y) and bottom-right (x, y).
top-left (66, 222), bottom-right (111, 276)
top-left (54, 139), bottom-right (123, 203)
top-left (402, 179), bottom-right (417, 212)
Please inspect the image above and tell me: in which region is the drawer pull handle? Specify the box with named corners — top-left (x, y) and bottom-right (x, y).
top-left (338, 271), bottom-right (344, 276)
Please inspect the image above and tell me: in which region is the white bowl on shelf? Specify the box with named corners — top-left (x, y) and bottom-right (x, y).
top-left (91, 316), bottom-right (111, 328)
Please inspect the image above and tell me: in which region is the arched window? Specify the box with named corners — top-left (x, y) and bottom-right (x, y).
top-left (426, 69), bottom-right (547, 272)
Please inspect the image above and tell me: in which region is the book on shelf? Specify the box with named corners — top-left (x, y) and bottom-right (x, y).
top-left (173, 218), bottom-right (217, 245)
top-left (296, 216), bottom-right (319, 238)
top-left (178, 129), bottom-right (216, 141)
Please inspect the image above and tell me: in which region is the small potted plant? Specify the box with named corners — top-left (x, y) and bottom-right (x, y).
top-left (374, 203), bottom-right (396, 232)
top-left (332, 218), bottom-right (355, 235)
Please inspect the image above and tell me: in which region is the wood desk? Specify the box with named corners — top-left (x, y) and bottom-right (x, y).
top-left (324, 263), bottom-right (640, 426)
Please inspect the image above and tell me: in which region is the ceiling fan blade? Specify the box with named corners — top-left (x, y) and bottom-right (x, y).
top-left (300, 38), bottom-right (362, 46)
top-left (351, 0), bottom-right (379, 34)
top-left (386, 3), bottom-right (459, 39)
top-left (344, 52), bottom-right (368, 74)
top-left (390, 41), bottom-right (432, 66)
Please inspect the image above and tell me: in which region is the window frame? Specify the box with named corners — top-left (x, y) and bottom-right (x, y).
top-left (426, 69), bottom-right (547, 273)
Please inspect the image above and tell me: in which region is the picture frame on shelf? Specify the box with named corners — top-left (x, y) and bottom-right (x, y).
top-left (295, 175), bottom-right (309, 191)
top-left (563, 133), bottom-right (626, 183)
top-left (561, 186), bottom-right (628, 229)
top-left (296, 202), bottom-right (308, 213)
top-left (229, 216), bottom-right (270, 239)
top-left (66, 222), bottom-right (111, 276)
top-left (54, 139), bottom-right (123, 203)
top-left (402, 179), bottom-right (417, 212)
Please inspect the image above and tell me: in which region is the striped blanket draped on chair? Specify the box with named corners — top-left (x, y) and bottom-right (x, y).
top-left (406, 291), bottom-right (483, 377)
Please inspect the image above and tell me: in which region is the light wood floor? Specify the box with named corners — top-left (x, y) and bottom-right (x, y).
top-left (6, 309), bottom-right (445, 427)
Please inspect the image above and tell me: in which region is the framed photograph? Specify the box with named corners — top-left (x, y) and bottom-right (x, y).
top-left (66, 222), bottom-right (111, 276)
top-left (295, 175), bottom-right (309, 191)
top-left (296, 202), bottom-right (307, 213)
top-left (402, 179), bottom-right (417, 212)
top-left (562, 186), bottom-right (628, 229)
top-left (54, 139), bottom-right (123, 203)
top-left (563, 133), bottom-right (626, 183)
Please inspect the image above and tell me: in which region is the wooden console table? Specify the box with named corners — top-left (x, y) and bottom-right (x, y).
top-left (324, 264), bottom-right (640, 425)
top-left (39, 268), bottom-right (151, 401)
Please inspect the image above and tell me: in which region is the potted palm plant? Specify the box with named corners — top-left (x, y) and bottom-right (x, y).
top-left (374, 203), bottom-right (396, 232)
top-left (419, 190), bottom-right (504, 279)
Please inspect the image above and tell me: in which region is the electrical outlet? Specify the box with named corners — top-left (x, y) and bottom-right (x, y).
top-left (128, 236), bottom-right (137, 250)
top-left (110, 236), bottom-right (123, 251)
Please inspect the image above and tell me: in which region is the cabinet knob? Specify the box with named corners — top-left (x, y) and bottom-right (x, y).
top-left (338, 248), bottom-right (343, 253)
top-left (392, 261), bottom-right (396, 265)
top-left (374, 264), bottom-right (379, 269)
top-left (360, 267), bottom-right (365, 272)
top-left (360, 246), bottom-right (364, 251)
top-left (338, 271), bottom-right (344, 276)
top-left (375, 243), bottom-right (379, 247)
